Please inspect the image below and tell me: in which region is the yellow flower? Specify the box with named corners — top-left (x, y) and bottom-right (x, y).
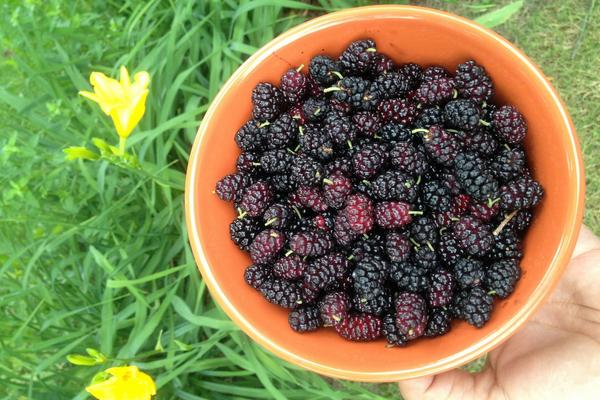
top-left (86, 366), bottom-right (156, 400)
top-left (79, 66), bottom-right (150, 146)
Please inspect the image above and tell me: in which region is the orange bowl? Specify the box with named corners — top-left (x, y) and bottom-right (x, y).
top-left (185, 5), bottom-right (584, 381)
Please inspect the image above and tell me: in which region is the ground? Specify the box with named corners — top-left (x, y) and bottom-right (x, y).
top-left (0, 0), bottom-right (597, 398)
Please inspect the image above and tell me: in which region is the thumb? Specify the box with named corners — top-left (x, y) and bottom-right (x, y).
top-left (399, 367), bottom-right (491, 400)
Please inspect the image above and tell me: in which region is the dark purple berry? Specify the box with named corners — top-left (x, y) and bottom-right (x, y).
top-left (273, 255), bottom-right (307, 280)
top-left (484, 259), bottom-right (521, 298)
top-left (343, 193), bottom-right (374, 234)
top-left (500, 177), bottom-right (543, 210)
top-left (453, 216), bottom-right (495, 255)
top-left (289, 306), bottom-right (322, 332)
top-left (427, 270), bottom-right (455, 307)
top-left (334, 313), bottom-right (382, 341)
top-left (455, 60), bottom-right (493, 103)
top-left (280, 68), bottom-right (307, 104)
top-left (252, 82), bottom-right (284, 121)
top-left (290, 230), bottom-right (333, 258)
top-left (249, 229), bottom-right (285, 264)
top-left (395, 292), bottom-right (428, 340)
top-left (444, 99), bottom-right (482, 131)
top-left (492, 105), bottom-right (527, 144)
top-left (239, 181), bottom-right (273, 217)
top-left (244, 264), bottom-right (271, 289)
top-left (319, 292), bottom-right (350, 325)
top-left (339, 39), bottom-right (377, 74)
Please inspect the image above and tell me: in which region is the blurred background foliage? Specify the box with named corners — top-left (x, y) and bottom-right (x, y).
top-left (0, 0), bottom-right (598, 398)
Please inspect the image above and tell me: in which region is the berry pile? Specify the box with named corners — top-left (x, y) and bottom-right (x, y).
top-left (216, 39), bottom-right (543, 345)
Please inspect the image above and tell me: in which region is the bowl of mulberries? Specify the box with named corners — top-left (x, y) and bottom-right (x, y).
top-left (186, 6), bottom-right (584, 380)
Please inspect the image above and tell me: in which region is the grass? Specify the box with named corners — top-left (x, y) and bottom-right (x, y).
top-left (0, 0), bottom-right (598, 398)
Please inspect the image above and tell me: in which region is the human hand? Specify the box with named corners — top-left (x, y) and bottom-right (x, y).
top-left (399, 225), bottom-right (600, 400)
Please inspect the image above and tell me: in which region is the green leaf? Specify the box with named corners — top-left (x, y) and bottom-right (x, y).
top-left (66, 354), bottom-right (99, 366)
top-left (63, 146), bottom-right (99, 161)
top-left (85, 348), bottom-right (107, 363)
top-left (174, 339), bottom-right (193, 351)
top-left (154, 329), bottom-right (164, 352)
top-left (90, 371), bottom-right (111, 385)
top-left (475, 1), bottom-right (524, 28)
top-left (91, 137), bottom-right (111, 152)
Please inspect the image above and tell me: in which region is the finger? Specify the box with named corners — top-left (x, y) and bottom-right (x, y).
top-left (573, 225), bottom-right (600, 258)
top-left (397, 375), bottom-right (434, 400)
top-left (399, 367), bottom-right (491, 400)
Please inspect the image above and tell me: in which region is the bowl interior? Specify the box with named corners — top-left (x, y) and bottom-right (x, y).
top-left (186, 6), bottom-right (583, 380)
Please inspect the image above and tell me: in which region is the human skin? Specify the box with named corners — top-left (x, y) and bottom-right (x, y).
top-left (399, 226), bottom-right (600, 400)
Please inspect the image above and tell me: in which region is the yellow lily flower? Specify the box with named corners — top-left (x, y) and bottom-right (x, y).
top-left (79, 66), bottom-right (150, 152)
top-left (86, 366), bottom-right (156, 400)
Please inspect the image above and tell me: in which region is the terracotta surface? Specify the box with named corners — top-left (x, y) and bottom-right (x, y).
top-left (185, 6), bottom-right (585, 381)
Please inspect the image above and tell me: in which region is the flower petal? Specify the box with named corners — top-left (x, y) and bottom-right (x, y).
top-left (79, 90), bottom-right (110, 115)
top-left (133, 71), bottom-right (150, 89)
top-left (86, 376), bottom-right (121, 400)
top-left (90, 72), bottom-right (125, 108)
top-left (110, 89), bottom-right (148, 138)
top-left (119, 66), bottom-right (131, 89)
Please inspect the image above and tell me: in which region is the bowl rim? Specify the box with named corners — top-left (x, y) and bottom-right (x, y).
top-left (185, 4), bottom-right (585, 381)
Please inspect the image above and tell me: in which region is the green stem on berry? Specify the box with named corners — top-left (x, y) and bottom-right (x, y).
top-left (323, 147), bottom-right (333, 154)
top-left (487, 290), bottom-right (497, 296)
top-left (291, 205), bottom-right (302, 219)
top-left (366, 47), bottom-right (377, 52)
top-left (292, 114), bottom-right (302, 120)
top-left (450, 216), bottom-right (460, 222)
top-left (373, 134), bottom-right (381, 139)
top-left (323, 86), bottom-right (342, 93)
top-left (363, 233), bottom-right (369, 239)
top-left (493, 210), bottom-right (518, 236)
top-left (286, 148), bottom-right (296, 155)
top-left (252, 162), bottom-right (262, 166)
top-left (323, 178), bottom-right (334, 185)
top-left (487, 197), bottom-right (501, 208)
top-left (237, 208), bottom-right (247, 219)
top-left (298, 126), bottom-right (304, 136)
top-left (285, 249), bottom-right (294, 257)
top-left (426, 241), bottom-right (435, 252)
top-left (446, 129), bottom-right (460, 134)
top-left (270, 232), bottom-right (280, 238)
top-left (409, 238), bottom-right (421, 248)
top-left (416, 175), bottom-right (422, 185)
top-left (314, 107), bottom-right (321, 115)
top-left (479, 119), bottom-right (491, 127)
top-left (264, 217), bottom-right (278, 226)
top-left (404, 181), bottom-right (412, 188)
top-left (452, 88), bottom-right (458, 99)
top-left (347, 255), bottom-right (354, 261)
top-left (362, 179), bottom-right (371, 186)
top-left (296, 64), bottom-right (304, 72)
top-left (347, 140), bottom-right (353, 150)
top-left (411, 128), bottom-right (429, 134)
top-left (331, 71), bottom-right (344, 80)
top-left (504, 144), bottom-right (512, 151)
top-left (439, 227), bottom-right (447, 234)
top-left (482, 101), bottom-right (487, 108)
top-left (258, 121), bottom-right (270, 128)
top-left (408, 211), bottom-right (424, 215)
top-left (315, 171), bottom-right (321, 178)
